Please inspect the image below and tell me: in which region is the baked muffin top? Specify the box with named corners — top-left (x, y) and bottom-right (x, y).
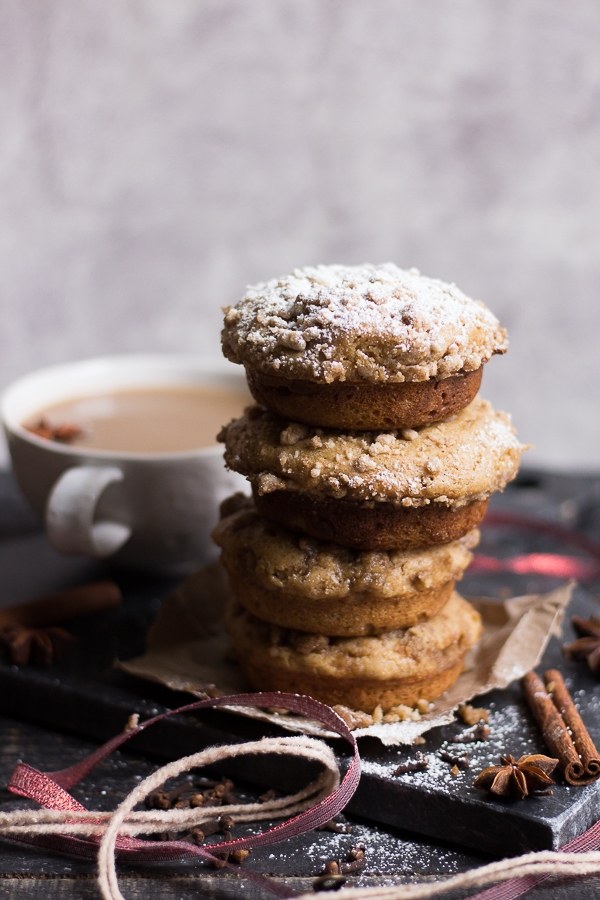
top-left (225, 592), bottom-right (482, 681)
top-left (213, 496), bottom-right (478, 600)
top-left (222, 264), bottom-right (507, 384)
top-left (219, 396), bottom-right (526, 509)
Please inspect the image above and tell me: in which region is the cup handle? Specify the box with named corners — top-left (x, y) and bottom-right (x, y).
top-left (45, 465), bottom-right (132, 558)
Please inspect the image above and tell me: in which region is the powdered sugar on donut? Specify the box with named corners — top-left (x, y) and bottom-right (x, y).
top-left (219, 397), bottom-right (527, 509)
top-left (222, 263), bottom-right (507, 383)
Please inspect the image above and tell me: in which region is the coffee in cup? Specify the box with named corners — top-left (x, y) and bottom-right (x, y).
top-left (1, 355), bottom-right (250, 574)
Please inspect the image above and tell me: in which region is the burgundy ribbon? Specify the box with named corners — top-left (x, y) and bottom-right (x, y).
top-left (475, 511), bottom-right (600, 582)
top-left (466, 513), bottom-right (600, 898)
top-left (7, 692), bottom-right (361, 897)
top-left (469, 819), bottom-right (600, 900)
top-left (6, 511), bottom-right (600, 898)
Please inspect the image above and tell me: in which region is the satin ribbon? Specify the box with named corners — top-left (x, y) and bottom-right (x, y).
top-left (474, 511), bottom-right (600, 582)
top-left (6, 510), bottom-right (600, 898)
top-left (469, 819), bottom-right (600, 900)
top-left (7, 691), bottom-right (361, 897)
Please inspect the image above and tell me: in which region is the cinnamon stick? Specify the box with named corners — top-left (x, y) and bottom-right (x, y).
top-left (0, 581), bottom-right (122, 630)
top-left (544, 669), bottom-right (600, 782)
top-left (521, 670), bottom-right (586, 785)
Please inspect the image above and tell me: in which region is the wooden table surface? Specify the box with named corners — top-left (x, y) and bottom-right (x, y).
top-left (2, 468), bottom-right (600, 899)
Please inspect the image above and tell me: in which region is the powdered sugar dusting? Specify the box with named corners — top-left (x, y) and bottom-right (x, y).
top-left (360, 700), bottom-right (541, 794)
top-left (221, 396), bottom-right (526, 508)
top-left (222, 264), bottom-right (507, 384)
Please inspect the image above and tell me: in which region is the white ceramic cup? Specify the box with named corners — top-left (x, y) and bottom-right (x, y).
top-left (0, 354), bottom-right (249, 574)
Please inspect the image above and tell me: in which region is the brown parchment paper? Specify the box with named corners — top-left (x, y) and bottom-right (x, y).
top-left (117, 564), bottom-right (573, 746)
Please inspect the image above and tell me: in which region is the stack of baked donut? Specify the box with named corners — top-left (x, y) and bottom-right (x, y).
top-left (213, 264), bottom-right (526, 723)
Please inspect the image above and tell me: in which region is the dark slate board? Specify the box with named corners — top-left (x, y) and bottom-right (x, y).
top-left (2, 469), bottom-right (600, 859)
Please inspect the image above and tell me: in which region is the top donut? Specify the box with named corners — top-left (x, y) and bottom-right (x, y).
top-left (222, 263), bottom-right (508, 430)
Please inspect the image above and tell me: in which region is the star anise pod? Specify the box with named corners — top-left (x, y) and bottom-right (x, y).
top-left (474, 754), bottom-right (558, 799)
top-left (25, 418), bottom-right (83, 444)
top-left (0, 625), bottom-right (78, 665)
top-left (563, 615), bottom-right (600, 675)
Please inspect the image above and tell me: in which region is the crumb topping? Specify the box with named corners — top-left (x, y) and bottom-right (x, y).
top-left (222, 264), bottom-right (507, 384)
top-left (219, 396), bottom-right (526, 509)
top-left (213, 496), bottom-right (479, 600)
top-left (225, 592), bottom-right (482, 681)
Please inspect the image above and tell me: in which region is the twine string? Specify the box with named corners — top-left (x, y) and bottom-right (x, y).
top-left (4, 692), bottom-right (360, 900)
top-left (5, 513), bottom-right (600, 899)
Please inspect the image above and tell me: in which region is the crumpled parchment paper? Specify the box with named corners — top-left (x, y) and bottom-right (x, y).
top-left (117, 564), bottom-right (572, 746)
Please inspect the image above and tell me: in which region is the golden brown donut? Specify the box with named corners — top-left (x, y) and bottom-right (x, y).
top-left (213, 496), bottom-right (479, 634)
top-left (245, 367), bottom-right (483, 431)
top-left (222, 264), bottom-right (506, 430)
top-left (222, 264), bottom-right (507, 385)
top-left (219, 396), bottom-right (526, 550)
top-left (252, 488), bottom-right (489, 552)
top-left (224, 591), bottom-right (482, 713)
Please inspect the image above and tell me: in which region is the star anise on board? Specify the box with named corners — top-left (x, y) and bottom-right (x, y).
top-left (0, 624), bottom-right (78, 665)
top-left (474, 754), bottom-right (558, 799)
top-left (563, 615), bottom-right (600, 675)
top-left (25, 418), bottom-right (82, 443)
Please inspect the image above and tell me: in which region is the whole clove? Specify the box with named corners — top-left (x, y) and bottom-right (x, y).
top-left (146, 790), bottom-right (170, 810)
top-left (220, 815), bottom-right (235, 833)
top-left (451, 723), bottom-right (490, 744)
top-left (192, 818), bottom-right (221, 843)
top-left (440, 751), bottom-right (470, 770)
top-left (339, 859), bottom-right (366, 875)
top-left (317, 818), bottom-right (352, 834)
top-left (392, 753), bottom-right (429, 775)
top-left (347, 844), bottom-right (365, 862)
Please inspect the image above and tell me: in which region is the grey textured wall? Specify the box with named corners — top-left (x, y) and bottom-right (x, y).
top-left (1, 0), bottom-right (599, 469)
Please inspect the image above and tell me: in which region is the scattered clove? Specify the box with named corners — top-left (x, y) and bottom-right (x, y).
top-left (339, 859), bottom-right (366, 874)
top-left (451, 723), bottom-right (490, 744)
top-left (347, 843), bottom-right (365, 861)
top-left (392, 753), bottom-right (429, 775)
top-left (440, 751), bottom-right (470, 770)
top-left (146, 790), bottom-right (171, 810)
top-left (317, 818), bottom-right (351, 834)
top-left (189, 817), bottom-right (222, 846)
